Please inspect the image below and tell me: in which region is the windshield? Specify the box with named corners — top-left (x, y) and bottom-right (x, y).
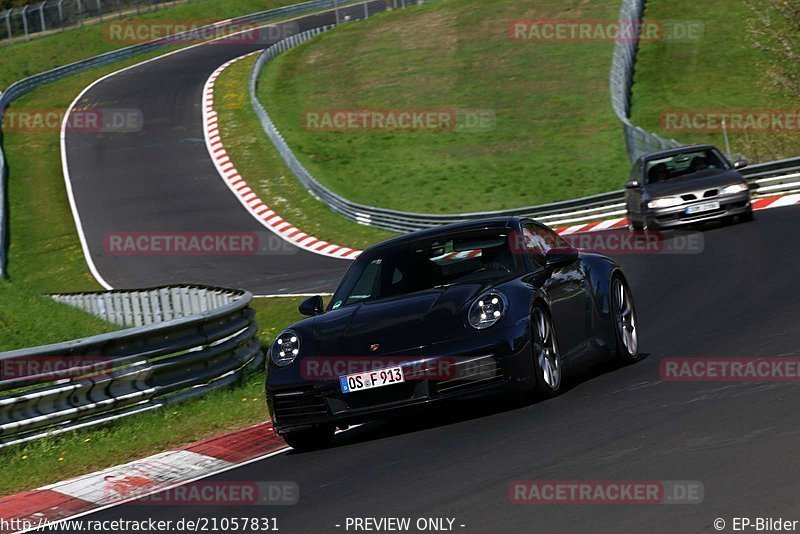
top-left (645, 148), bottom-right (730, 184)
top-left (329, 229), bottom-right (523, 310)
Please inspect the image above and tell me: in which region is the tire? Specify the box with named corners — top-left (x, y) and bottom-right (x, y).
top-left (610, 275), bottom-right (640, 364)
top-left (531, 306), bottom-right (563, 397)
top-left (741, 207), bottom-right (754, 223)
top-left (628, 217), bottom-right (644, 231)
top-left (282, 425), bottom-right (335, 451)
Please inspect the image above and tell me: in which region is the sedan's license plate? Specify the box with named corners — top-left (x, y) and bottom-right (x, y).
top-left (340, 366), bottom-right (404, 394)
top-left (686, 201), bottom-right (720, 215)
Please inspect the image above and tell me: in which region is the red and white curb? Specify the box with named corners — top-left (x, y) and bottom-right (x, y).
top-left (203, 53), bottom-right (362, 260)
top-left (0, 423), bottom-right (288, 533)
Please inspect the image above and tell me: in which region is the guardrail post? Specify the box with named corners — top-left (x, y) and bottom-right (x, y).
top-left (76, 0), bottom-right (83, 27)
top-left (96, 0), bottom-right (103, 22)
top-left (39, 2), bottom-right (47, 33)
top-left (3, 10), bottom-right (11, 41)
top-left (57, 0), bottom-right (64, 30)
top-left (334, 0), bottom-right (340, 24)
top-left (363, 0), bottom-right (369, 18)
top-left (21, 5), bottom-right (29, 40)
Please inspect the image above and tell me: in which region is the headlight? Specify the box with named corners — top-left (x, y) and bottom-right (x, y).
top-left (647, 196), bottom-right (683, 209)
top-left (468, 292), bottom-right (507, 330)
top-left (720, 183), bottom-right (748, 195)
top-left (271, 330), bottom-right (300, 367)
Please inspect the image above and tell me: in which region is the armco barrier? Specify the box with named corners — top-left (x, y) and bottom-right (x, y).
top-left (0, 0), bottom-right (367, 279)
top-left (251, 27), bottom-right (800, 234)
top-left (0, 285), bottom-right (262, 448)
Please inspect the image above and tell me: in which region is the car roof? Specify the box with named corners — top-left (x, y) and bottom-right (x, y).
top-left (364, 216), bottom-right (523, 254)
top-left (638, 144), bottom-right (719, 163)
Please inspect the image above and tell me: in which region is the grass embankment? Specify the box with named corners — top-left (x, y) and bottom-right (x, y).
top-left (258, 0), bottom-right (630, 213)
top-left (631, 0), bottom-right (799, 160)
top-left (0, 0), bottom-right (304, 90)
top-left (214, 54), bottom-right (394, 249)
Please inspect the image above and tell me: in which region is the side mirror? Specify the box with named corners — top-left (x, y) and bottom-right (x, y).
top-left (299, 295), bottom-right (324, 316)
top-left (625, 179), bottom-right (640, 189)
top-left (545, 247), bottom-right (579, 269)
top-left (734, 159), bottom-right (748, 170)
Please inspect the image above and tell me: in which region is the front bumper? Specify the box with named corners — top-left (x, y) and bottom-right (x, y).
top-left (643, 191), bottom-right (751, 229)
top-left (266, 325), bottom-right (533, 434)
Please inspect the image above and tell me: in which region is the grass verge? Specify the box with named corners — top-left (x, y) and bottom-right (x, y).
top-left (0, 297), bottom-right (303, 498)
top-left (630, 0), bottom-right (799, 160)
top-left (214, 53), bottom-right (394, 250)
top-left (258, 0), bottom-right (630, 213)
top-left (0, 281), bottom-right (116, 352)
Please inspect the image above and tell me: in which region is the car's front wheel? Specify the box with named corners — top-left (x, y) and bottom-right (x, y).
top-left (531, 306), bottom-right (562, 396)
top-left (611, 275), bottom-right (639, 363)
top-left (282, 425), bottom-right (335, 451)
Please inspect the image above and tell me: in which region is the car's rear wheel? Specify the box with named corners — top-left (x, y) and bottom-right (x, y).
top-left (611, 275), bottom-right (639, 363)
top-left (531, 306), bottom-right (562, 396)
top-left (282, 425), bottom-right (335, 451)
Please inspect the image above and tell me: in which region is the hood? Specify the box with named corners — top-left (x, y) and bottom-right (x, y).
top-left (308, 284), bottom-right (486, 357)
top-left (646, 169), bottom-right (745, 197)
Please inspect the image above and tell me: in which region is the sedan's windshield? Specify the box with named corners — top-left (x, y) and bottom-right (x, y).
top-left (645, 148), bottom-right (730, 184)
top-left (329, 229), bottom-right (522, 310)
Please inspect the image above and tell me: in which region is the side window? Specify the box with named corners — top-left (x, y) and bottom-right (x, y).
top-left (522, 223), bottom-right (569, 268)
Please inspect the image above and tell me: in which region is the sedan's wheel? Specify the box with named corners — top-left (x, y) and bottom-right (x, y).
top-left (611, 276), bottom-right (639, 363)
top-left (532, 307), bottom-right (562, 396)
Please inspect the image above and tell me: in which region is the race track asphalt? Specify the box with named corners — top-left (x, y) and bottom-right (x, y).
top-left (62, 3), bottom-right (387, 295)
top-left (75, 205), bottom-right (800, 534)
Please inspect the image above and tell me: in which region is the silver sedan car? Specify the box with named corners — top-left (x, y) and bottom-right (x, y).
top-left (624, 145), bottom-right (753, 230)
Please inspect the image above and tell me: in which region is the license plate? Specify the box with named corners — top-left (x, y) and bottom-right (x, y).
top-left (340, 366), bottom-right (405, 394)
top-left (686, 201), bottom-right (720, 215)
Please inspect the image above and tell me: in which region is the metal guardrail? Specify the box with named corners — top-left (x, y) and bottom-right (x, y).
top-left (0, 0), bottom-right (357, 279)
top-left (251, 21), bottom-right (800, 234)
top-left (609, 0), bottom-right (683, 162)
top-left (0, 285), bottom-right (262, 448)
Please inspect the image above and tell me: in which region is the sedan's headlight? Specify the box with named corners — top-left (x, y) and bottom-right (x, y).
top-left (272, 330), bottom-right (300, 367)
top-left (468, 292), bottom-right (507, 330)
top-left (647, 196), bottom-right (683, 209)
top-left (720, 183), bottom-right (748, 195)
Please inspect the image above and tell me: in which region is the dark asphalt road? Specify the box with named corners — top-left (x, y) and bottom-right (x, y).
top-left (77, 205), bottom-right (800, 533)
top-left (63, 3), bottom-right (387, 295)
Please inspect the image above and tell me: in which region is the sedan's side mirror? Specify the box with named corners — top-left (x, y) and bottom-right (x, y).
top-left (734, 159), bottom-right (749, 170)
top-left (299, 295), bottom-right (325, 316)
top-left (545, 247), bottom-right (579, 269)
top-left (625, 179), bottom-right (641, 189)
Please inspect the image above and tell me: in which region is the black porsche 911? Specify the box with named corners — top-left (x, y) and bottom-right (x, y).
top-left (266, 217), bottom-right (639, 450)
